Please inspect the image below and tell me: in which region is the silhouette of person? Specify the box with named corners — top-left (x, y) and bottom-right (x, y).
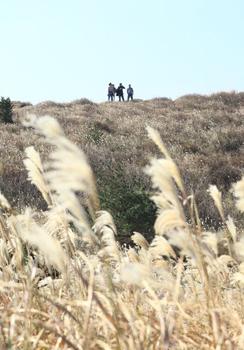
top-left (116, 83), bottom-right (125, 101)
top-left (127, 84), bottom-right (134, 101)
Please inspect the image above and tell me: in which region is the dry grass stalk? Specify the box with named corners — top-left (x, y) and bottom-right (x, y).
top-left (23, 146), bottom-right (52, 206)
top-left (233, 177), bottom-right (244, 212)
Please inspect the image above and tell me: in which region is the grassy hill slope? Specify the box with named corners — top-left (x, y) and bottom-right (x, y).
top-left (1, 92), bottom-right (244, 242)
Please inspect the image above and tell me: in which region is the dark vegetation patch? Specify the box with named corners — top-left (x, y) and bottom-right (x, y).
top-left (97, 168), bottom-right (156, 244)
top-left (207, 158), bottom-right (241, 191)
top-left (217, 130), bottom-right (243, 152)
top-left (93, 120), bottom-right (114, 134)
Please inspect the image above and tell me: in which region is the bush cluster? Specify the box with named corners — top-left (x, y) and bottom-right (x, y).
top-left (0, 97), bottom-right (13, 123)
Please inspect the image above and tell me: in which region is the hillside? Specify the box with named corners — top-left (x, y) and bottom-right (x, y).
top-left (1, 92), bottom-right (244, 242)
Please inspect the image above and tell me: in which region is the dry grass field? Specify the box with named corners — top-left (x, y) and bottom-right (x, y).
top-left (1, 92), bottom-right (244, 241)
top-left (0, 92), bottom-right (243, 348)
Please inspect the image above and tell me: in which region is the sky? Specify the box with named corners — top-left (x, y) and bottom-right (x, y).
top-left (0, 0), bottom-right (243, 104)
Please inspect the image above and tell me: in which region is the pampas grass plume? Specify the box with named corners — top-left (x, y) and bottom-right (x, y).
top-left (0, 192), bottom-right (11, 210)
top-left (233, 176), bottom-right (244, 212)
top-left (208, 185), bottom-right (224, 220)
top-left (10, 209), bottom-right (67, 273)
top-left (24, 146), bottom-right (52, 206)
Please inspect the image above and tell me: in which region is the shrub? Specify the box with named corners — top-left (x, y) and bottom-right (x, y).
top-left (218, 130), bottom-right (243, 152)
top-left (72, 98), bottom-right (95, 105)
top-left (0, 97), bottom-right (13, 123)
top-left (98, 170), bottom-right (156, 243)
top-left (208, 158), bottom-right (241, 191)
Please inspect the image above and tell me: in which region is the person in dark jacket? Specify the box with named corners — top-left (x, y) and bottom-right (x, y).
top-left (127, 84), bottom-right (134, 101)
top-left (116, 83), bottom-right (125, 101)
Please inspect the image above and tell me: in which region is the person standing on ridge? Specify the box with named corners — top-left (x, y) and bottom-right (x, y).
top-left (116, 83), bottom-right (125, 101)
top-left (108, 83), bottom-right (115, 101)
top-left (112, 83), bottom-right (116, 99)
top-left (127, 84), bottom-right (134, 101)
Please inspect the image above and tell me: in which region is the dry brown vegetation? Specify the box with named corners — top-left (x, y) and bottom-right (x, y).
top-left (0, 109), bottom-right (243, 349)
top-left (1, 92), bottom-right (243, 242)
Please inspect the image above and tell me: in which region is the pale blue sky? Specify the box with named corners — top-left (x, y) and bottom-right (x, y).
top-left (0, 0), bottom-right (243, 103)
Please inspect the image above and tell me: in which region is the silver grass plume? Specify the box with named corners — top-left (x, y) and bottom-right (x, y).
top-left (146, 126), bottom-right (185, 194)
top-left (144, 127), bottom-right (199, 263)
top-left (9, 208), bottom-right (67, 272)
top-left (225, 216), bottom-right (237, 243)
top-left (23, 115), bottom-right (100, 243)
top-left (0, 239), bottom-right (10, 267)
top-left (208, 185), bottom-right (224, 220)
top-left (93, 211), bottom-right (120, 262)
top-left (131, 232), bottom-right (149, 250)
top-left (232, 176), bottom-right (244, 212)
top-left (23, 146), bottom-right (52, 206)
top-left (149, 235), bottom-right (177, 260)
top-left (0, 192), bottom-right (11, 211)
top-left (43, 206), bottom-right (77, 251)
top-left (145, 128), bottom-right (187, 236)
top-left (201, 231), bottom-right (218, 257)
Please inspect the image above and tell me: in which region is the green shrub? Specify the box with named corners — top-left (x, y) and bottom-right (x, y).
top-left (0, 97), bottom-right (13, 123)
top-left (98, 170), bottom-right (156, 244)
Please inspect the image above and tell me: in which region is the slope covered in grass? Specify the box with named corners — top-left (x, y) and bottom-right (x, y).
top-left (0, 113), bottom-right (244, 349)
top-left (1, 92), bottom-right (244, 242)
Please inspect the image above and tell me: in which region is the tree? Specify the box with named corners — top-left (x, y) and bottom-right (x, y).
top-left (0, 97), bottom-right (13, 123)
